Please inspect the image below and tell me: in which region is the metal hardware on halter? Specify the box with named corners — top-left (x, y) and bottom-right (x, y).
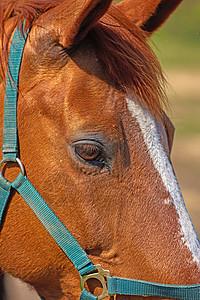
top-left (0, 158), bottom-right (25, 181)
top-left (80, 265), bottom-right (112, 300)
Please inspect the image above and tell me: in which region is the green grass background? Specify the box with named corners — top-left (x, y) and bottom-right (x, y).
top-left (151, 0), bottom-right (200, 69)
top-left (150, 0), bottom-right (200, 137)
top-left (115, 0), bottom-right (200, 69)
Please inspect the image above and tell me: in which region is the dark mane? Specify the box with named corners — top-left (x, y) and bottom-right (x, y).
top-left (0, 0), bottom-right (166, 116)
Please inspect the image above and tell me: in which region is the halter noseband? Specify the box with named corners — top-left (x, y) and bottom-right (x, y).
top-left (0, 24), bottom-right (199, 300)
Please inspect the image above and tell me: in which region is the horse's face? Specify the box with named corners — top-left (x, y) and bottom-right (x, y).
top-left (0, 0), bottom-right (199, 299)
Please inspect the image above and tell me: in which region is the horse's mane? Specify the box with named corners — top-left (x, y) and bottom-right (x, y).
top-left (0, 0), bottom-right (166, 116)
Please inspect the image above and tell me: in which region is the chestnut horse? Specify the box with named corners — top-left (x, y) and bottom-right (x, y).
top-left (0, 0), bottom-right (199, 299)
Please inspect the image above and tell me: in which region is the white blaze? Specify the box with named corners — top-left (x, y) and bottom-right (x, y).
top-left (126, 95), bottom-right (200, 267)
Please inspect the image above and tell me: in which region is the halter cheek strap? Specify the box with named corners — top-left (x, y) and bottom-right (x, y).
top-left (0, 25), bottom-right (199, 300)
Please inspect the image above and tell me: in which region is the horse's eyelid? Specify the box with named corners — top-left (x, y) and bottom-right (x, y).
top-left (71, 142), bottom-right (111, 169)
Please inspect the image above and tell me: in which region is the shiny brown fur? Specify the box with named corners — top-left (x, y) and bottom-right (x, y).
top-left (0, 0), bottom-right (199, 299)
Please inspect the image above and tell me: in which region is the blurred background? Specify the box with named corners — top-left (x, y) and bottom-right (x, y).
top-left (117, 0), bottom-right (200, 238)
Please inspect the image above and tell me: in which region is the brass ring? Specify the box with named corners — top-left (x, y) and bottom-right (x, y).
top-left (80, 265), bottom-right (111, 300)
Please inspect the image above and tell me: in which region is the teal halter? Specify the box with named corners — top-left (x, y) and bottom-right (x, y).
top-left (0, 25), bottom-right (200, 300)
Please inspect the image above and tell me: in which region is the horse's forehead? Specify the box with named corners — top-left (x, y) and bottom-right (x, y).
top-left (62, 63), bottom-right (125, 132)
top-left (62, 68), bottom-right (169, 149)
top-left (64, 91), bottom-right (125, 140)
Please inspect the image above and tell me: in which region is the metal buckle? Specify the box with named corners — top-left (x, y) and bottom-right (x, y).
top-left (80, 265), bottom-right (111, 300)
top-left (0, 158), bottom-right (24, 181)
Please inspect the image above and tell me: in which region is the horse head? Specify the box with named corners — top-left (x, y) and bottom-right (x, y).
top-left (0, 0), bottom-right (199, 299)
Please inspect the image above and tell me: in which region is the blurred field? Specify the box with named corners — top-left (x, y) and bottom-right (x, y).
top-left (152, 0), bottom-right (200, 69)
top-left (151, 0), bottom-right (200, 238)
top-left (166, 70), bottom-right (200, 238)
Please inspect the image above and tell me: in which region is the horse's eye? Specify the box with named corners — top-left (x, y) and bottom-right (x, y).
top-left (75, 144), bottom-right (104, 167)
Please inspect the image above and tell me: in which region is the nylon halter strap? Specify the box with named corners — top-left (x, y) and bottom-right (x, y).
top-left (0, 25), bottom-right (199, 300)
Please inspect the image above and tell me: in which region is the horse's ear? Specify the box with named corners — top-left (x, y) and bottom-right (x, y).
top-left (116, 0), bottom-right (183, 34)
top-left (38, 0), bottom-right (112, 47)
